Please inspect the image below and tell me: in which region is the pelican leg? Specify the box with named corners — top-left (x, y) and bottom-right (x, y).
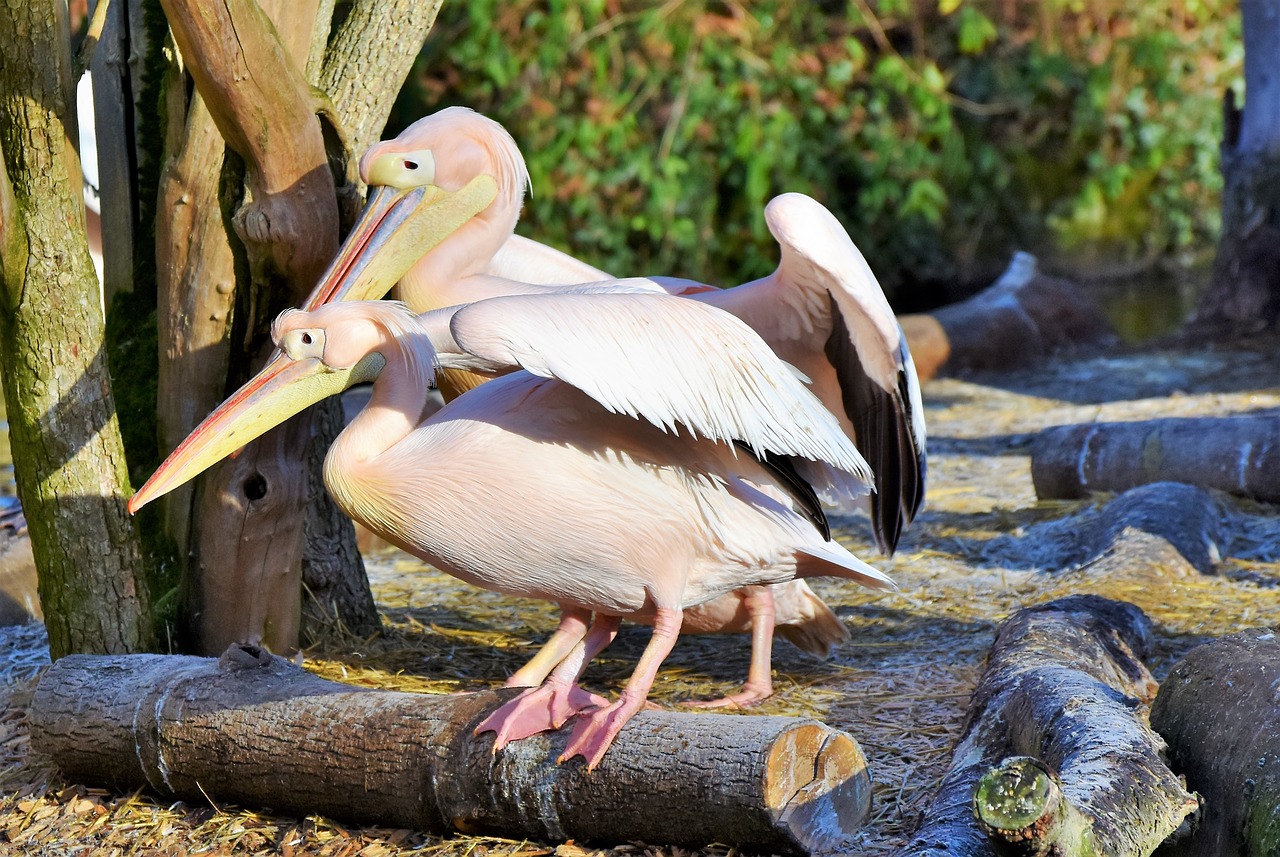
top-left (476, 614), bottom-right (620, 751)
top-left (560, 606), bottom-right (683, 770)
top-left (505, 606), bottom-right (592, 688)
top-left (685, 585), bottom-right (776, 709)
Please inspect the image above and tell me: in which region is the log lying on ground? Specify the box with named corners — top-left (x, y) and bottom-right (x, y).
top-left (898, 595), bottom-right (1197, 857)
top-left (28, 645), bottom-right (870, 855)
top-left (1151, 630), bottom-right (1280, 857)
top-left (1066, 482), bottom-right (1224, 574)
top-left (900, 252), bottom-right (1114, 382)
top-left (1031, 414), bottom-right (1280, 503)
top-left (978, 482), bottom-right (1224, 575)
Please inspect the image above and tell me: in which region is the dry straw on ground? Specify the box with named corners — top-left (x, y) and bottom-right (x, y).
top-left (4, 343), bottom-right (1280, 855)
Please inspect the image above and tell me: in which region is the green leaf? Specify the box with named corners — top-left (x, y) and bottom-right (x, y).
top-left (902, 178), bottom-right (948, 223)
top-left (957, 7), bottom-right (998, 55)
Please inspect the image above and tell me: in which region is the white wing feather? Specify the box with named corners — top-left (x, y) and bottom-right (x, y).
top-left (434, 292), bottom-right (874, 486)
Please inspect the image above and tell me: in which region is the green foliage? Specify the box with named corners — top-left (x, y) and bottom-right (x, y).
top-left (395, 0), bottom-right (1239, 296)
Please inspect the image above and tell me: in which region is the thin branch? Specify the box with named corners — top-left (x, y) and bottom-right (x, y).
top-left (74, 0), bottom-right (113, 80)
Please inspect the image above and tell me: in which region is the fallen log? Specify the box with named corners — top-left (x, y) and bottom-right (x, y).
top-left (28, 645), bottom-right (871, 855)
top-left (901, 252), bottom-right (1114, 381)
top-left (1150, 629), bottom-right (1280, 857)
top-left (897, 595), bottom-right (1197, 857)
top-left (979, 482), bottom-right (1223, 575)
top-left (1031, 415), bottom-right (1280, 503)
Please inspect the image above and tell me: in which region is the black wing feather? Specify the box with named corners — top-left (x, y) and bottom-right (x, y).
top-left (735, 440), bottom-right (830, 541)
top-left (824, 294), bottom-right (925, 555)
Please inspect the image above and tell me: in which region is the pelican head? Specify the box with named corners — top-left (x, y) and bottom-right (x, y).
top-left (128, 305), bottom-right (390, 514)
top-left (301, 107), bottom-right (525, 310)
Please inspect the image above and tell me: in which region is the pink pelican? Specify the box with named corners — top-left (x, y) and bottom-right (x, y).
top-left (295, 108), bottom-right (926, 705)
top-left (130, 292), bottom-right (894, 769)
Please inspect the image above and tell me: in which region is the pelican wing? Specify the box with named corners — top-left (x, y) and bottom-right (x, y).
top-left (431, 292), bottom-right (874, 488)
top-left (487, 234), bottom-right (612, 284)
top-left (713, 193), bottom-right (927, 553)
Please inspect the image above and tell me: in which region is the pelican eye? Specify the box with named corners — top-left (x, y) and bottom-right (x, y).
top-left (281, 327), bottom-right (326, 361)
top-left (367, 149), bottom-right (436, 189)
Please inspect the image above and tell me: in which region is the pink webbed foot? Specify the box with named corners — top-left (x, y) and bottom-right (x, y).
top-left (682, 680), bottom-right (773, 710)
top-left (475, 683), bottom-right (608, 752)
top-left (558, 699), bottom-right (641, 770)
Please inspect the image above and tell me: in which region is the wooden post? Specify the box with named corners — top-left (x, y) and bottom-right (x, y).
top-left (87, 0), bottom-right (147, 313)
top-left (29, 646), bottom-right (873, 856)
top-left (896, 596), bottom-right (1197, 856)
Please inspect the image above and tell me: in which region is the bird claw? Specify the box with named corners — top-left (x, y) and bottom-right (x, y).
top-left (558, 701), bottom-right (633, 770)
top-left (475, 684), bottom-right (607, 751)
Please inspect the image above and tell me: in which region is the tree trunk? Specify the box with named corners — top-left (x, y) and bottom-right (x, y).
top-left (154, 92), bottom-right (237, 558)
top-left (1188, 0), bottom-right (1280, 334)
top-left (299, 396), bottom-right (379, 639)
top-left (1030, 415), bottom-right (1280, 504)
top-left (319, 0), bottom-right (447, 167)
top-left (1151, 630), bottom-right (1280, 857)
top-left (154, 0), bottom-right (341, 654)
top-left (150, 0), bottom-right (449, 652)
top-left (295, 0), bottom-right (454, 637)
top-left (0, 0), bottom-right (153, 658)
top-left (29, 646), bottom-right (872, 855)
top-left (88, 0), bottom-right (144, 315)
top-left (897, 596), bottom-right (1197, 856)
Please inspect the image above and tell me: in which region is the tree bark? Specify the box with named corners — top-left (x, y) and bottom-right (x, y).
top-left (154, 91), bottom-right (237, 557)
top-left (154, 0), bottom-right (341, 654)
top-left (319, 0), bottom-right (447, 167)
top-left (146, 0), bottom-right (384, 646)
top-left (88, 0), bottom-right (146, 314)
top-left (1030, 415), bottom-right (1280, 504)
top-left (0, 0), bottom-right (154, 658)
top-left (900, 252), bottom-right (1114, 382)
top-left (1188, 0), bottom-right (1280, 334)
top-left (159, 0), bottom-right (337, 296)
top-left (1151, 630), bottom-right (1280, 857)
top-left (897, 596), bottom-right (1196, 857)
top-left (152, 0), bottom-right (445, 651)
top-left (301, 0), bottom-right (454, 637)
top-left (29, 646), bottom-right (873, 855)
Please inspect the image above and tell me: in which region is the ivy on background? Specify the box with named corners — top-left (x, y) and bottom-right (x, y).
top-left (394, 0), bottom-right (1239, 302)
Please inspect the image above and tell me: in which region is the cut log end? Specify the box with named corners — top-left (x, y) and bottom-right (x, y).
top-left (766, 727), bottom-right (872, 853)
top-left (973, 756), bottom-right (1100, 855)
top-left (974, 756), bottom-right (1060, 834)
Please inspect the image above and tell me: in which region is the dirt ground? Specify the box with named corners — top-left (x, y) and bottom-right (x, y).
top-left (3, 340), bottom-right (1280, 855)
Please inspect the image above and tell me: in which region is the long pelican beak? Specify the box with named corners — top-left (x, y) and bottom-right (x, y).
top-left (128, 351), bottom-right (386, 514)
top-left (300, 175), bottom-right (497, 310)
